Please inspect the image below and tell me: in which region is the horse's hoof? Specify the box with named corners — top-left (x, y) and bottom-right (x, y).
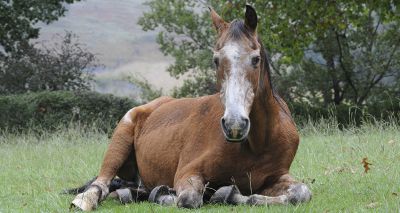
top-left (109, 191), bottom-right (118, 199)
top-left (287, 183), bottom-right (312, 204)
top-left (70, 188), bottom-right (101, 211)
top-left (148, 185), bottom-right (176, 206)
top-left (115, 188), bottom-right (133, 204)
top-left (210, 185), bottom-right (244, 205)
top-left (176, 190), bottom-right (203, 208)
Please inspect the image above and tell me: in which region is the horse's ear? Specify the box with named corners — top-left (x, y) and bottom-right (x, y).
top-left (209, 7), bottom-right (227, 34)
top-left (244, 4), bottom-right (257, 33)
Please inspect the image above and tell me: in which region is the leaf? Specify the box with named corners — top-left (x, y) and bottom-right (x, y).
top-left (362, 157), bottom-right (372, 173)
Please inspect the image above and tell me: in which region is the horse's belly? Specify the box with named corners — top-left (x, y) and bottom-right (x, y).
top-left (134, 125), bottom-right (183, 189)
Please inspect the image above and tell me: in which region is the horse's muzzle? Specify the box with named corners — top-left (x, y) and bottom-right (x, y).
top-left (220, 116), bottom-right (250, 143)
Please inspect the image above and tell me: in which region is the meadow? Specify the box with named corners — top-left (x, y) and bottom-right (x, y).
top-left (0, 121), bottom-right (399, 212)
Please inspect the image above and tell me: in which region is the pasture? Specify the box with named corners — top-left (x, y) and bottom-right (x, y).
top-left (0, 121), bottom-right (399, 212)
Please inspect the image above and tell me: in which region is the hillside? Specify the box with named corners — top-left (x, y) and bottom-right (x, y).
top-left (36, 0), bottom-right (182, 98)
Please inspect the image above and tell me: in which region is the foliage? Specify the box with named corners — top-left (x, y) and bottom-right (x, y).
top-left (139, 0), bottom-right (400, 105)
top-left (275, 1), bottom-right (400, 106)
top-left (0, 0), bottom-right (79, 54)
top-left (0, 91), bottom-right (138, 133)
top-left (128, 75), bottom-right (162, 102)
top-left (171, 69), bottom-right (216, 98)
top-left (0, 32), bottom-right (98, 94)
top-left (289, 96), bottom-right (400, 127)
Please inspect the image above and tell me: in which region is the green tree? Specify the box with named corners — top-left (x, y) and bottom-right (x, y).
top-left (0, 32), bottom-right (97, 94)
top-left (139, 0), bottom-right (400, 106)
top-left (0, 0), bottom-right (79, 54)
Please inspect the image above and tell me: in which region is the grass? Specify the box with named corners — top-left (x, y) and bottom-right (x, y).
top-left (0, 122), bottom-right (399, 212)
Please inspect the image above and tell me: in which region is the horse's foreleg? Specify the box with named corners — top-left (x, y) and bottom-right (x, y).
top-left (71, 111), bottom-right (136, 211)
top-left (148, 175), bottom-right (205, 208)
top-left (210, 185), bottom-right (288, 206)
top-left (210, 174), bottom-right (311, 206)
top-left (261, 174), bottom-right (312, 204)
top-left (175, 175), bottom-right (205, 208)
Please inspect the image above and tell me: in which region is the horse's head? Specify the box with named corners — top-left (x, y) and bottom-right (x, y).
top-left (210, 5), bottom-right (262, 143)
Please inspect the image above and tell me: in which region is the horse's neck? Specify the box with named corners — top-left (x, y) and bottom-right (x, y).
top-left (247, 82), bottom-right (279, 153)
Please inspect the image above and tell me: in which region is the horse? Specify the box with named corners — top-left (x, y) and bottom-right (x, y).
top-left (68, 5), bottom-right (311, 211)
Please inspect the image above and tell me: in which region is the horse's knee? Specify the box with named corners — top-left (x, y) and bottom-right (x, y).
top-left (287, 183), bottom-right (312, 204)
top-left (177, 189), bottom-right (203, 208)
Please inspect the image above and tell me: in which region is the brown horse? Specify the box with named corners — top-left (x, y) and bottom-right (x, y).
top-left (69, 5), bottom-right (311, 211)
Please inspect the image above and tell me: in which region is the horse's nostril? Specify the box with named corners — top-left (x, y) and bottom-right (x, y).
top-left (221, 118), bottom-right (228, 131)
top-left (240, 117), bottom-right (250, 130)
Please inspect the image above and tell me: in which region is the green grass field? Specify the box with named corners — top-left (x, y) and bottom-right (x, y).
top-left (1, 122), bottom-right (399, 212)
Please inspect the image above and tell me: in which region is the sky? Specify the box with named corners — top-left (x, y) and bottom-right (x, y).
top-left (36, 0), bottom-right (181, 97)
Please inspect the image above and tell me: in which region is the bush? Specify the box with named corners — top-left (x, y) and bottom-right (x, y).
top-left (0, 32), bottom-right (98, 95)
top-left (289, 98), bottom-right (400, 127)
top-left (0, 91), bottom-right (139, 133)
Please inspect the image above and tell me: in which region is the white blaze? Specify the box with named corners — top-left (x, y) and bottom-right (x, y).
top-left (220, 42), bottom-right (255, 119)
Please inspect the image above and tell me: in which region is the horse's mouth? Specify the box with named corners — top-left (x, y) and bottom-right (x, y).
top-left (220, 116), bottom-right (251, 143)
top-left (221, 126), bottom-right (250, 143)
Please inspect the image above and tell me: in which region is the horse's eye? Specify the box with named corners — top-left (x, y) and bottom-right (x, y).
top-left (213, 57), bottom-right (219, 68)
top-left (251, 56), bottom-right (260, 67)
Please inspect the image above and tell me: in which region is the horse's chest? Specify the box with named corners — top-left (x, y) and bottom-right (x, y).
top-left (202, 152), bottom-right (273, 194)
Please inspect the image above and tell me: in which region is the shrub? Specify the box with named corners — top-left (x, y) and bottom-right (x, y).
top-left (0, 32), bottom-right (98, 95)
top-left (0, 91), bottom-right (138, 133)
top-left (289, 98), bottom-right (400, 127)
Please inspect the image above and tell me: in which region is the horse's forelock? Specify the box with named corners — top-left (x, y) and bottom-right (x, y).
top-left (218, 19), bottom-right (275, 99)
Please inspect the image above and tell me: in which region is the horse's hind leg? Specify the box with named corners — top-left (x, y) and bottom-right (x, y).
top-left (108, 151), bottom-right (150, 204)
top-left (70, 97), bottom-right (173, 211)
top-left (71, 109), bottom-right (137, 211)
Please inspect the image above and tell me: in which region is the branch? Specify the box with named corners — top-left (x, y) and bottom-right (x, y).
top-left (368, 15), bottom-right (381, 52)
top-left (358, 36), bottom-right (400, 104)
top-left (335, 31), bottom-right (358, 100)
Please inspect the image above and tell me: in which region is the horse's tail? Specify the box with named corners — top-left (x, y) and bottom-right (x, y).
top-left (62, 177), bottom-right (97, 195)
top-left (63, 176), bottom-right (139, 195)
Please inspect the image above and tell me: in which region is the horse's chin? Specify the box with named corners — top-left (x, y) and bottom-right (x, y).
top-left (224, 136), bottom-right (248, 143)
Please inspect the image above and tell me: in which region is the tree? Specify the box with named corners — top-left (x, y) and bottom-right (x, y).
top-left (0, 32), bottom-right (97, 94)
top-left (273, 1), bottom-right (400, 106)
top-left (0, 0), bottom-right (79, 54)
top-left (139, 0), bottom-right (400, 106)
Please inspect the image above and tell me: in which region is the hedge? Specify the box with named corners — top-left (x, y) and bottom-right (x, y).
top-left (289, 99), bottom-right (400, 126)
top-left (0, 91), bottom-right (398, 133)
top-left (0, 91), bottom-right (139, 133)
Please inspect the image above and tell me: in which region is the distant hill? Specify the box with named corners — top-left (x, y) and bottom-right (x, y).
top-left (36, 0), bottom-right (182, 98)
